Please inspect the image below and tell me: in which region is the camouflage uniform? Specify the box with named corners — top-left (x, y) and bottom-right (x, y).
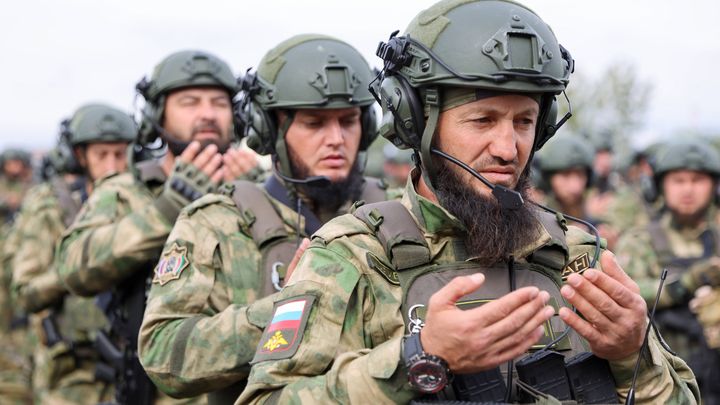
top-left (139, 175), bottom-right (392, 401)
top-left (55, 162), bottom-right (205, 405)
top-left (239, 176), bottom-right (699, 404)
top-left (10, 176), bottom-right (116, 404)
top-left (615, 209), bottom-right (720, 402)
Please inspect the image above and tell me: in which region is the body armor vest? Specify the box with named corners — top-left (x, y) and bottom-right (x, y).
top-left (354, 201), bottom-right (617, 404)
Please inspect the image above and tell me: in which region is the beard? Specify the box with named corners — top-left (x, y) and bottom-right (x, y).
top-left (433, 157), bottom-right (541, 265)
top-left (288, 147), bottom-right (365, 211)
top-left (192, 121), bottom-right (230, 153)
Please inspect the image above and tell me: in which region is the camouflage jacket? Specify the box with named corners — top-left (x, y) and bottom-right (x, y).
top-left (56, 164), bottom-right (169, 296)
top-left (11, 178), bottom-right (82, 313)
top-left (138, 176), bottom-right (395, 398)
top-left (239, 177), bottom-right (699, 405)
top-left (615, 209), bottom-right (719, 307)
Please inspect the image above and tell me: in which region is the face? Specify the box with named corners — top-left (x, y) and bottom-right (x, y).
top-left (163, 87), bottom-right (233, 150)
top-left (434, 95), bottom-right (538, 197)
top-left (284, 107), bottom-right (362, 182)
top-left (550, 168), bottom-right (588, 206)
top-left (663, 170), bottom-right (715, 219)
top-left (3, 159), bottom-right (29, 179)
top-left (594, 150), bottom-right (612, 177)
top-left (76, 142), bottom-right (129, 180)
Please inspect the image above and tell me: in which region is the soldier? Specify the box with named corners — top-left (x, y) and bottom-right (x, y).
top-left (9, 104), bottom-right (136, 404)
top-left (138, 34), bottom-right (394, 404)
top-left (239, 1), bottom-right (699, 403)
top-left (536, 134), bottom-right (596, 226)
top-left (383, 142), bottom-right (415, 188)
top-left (55, 50), bottom-right (252, 404)
top-left (0, 148), bottom-right (33, 224)
top-left (615, 138), bottom-right (720, 403)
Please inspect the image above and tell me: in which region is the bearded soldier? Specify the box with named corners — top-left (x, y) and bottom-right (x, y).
top-left (138, 34), bottom-right (395, 404)
top-left (239, 1), bottom-right (699, 403)
top-left (55, 50), bottom-right (254, 404)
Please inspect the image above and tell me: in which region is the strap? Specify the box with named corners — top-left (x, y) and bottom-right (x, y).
top-left (230, 180), bottom-right (289, 246)
top-left (264, 175), bottom-right (323, 235)
top-left (50, 176), bottom-right (82, 227)
top-left (359, 177), bottom-right (387, 204)
top-left (647, 220), bottom-right (674, 267)
top-left (529, 210), bottom-right (569, 271)
top-left (135, 159), bottom-right (167, 185)
top-left (353, 200), bottom-right (430, 270)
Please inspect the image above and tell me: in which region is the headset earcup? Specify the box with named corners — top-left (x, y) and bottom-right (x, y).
top-left (377, 74), bottom-right (424, 150)
top-left (244, 101), bottom-right (277, 155)
top-left (58, 131), bottom-right (81, 174)
top-left (359, 105), bottom-right (378, 151)
top-left (535, 96), bottom-right (558, 151)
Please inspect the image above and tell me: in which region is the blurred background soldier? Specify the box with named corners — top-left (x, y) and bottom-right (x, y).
top-left (54, 50), bottom-right (251, 405)
top-left (382, 142), bottom-right (415, 188)
top-left (536, 134), bottom-right (597, 229)
top-left (139, 34), bottom-right (394, 404)
top-left (615, 137), bottom-right (720, 403)
top-left (10, 104), bottom-right (135, 404)
top-left (0, 147), bottom-right (34, 404)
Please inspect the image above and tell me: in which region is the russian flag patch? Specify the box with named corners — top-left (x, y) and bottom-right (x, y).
top-left (253, 295), bottom-right (316, 362)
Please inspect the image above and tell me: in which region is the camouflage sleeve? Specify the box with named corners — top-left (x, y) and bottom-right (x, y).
top-left (613, 229), bottom-right (671, 306)
top-left (238, 243), bottom-right (416, 405)
top-left (138, 207), bottom-right (269, 397)
top-left (11, 199), bottom-right (67, 312)
top-left (55, 175), bottom-right (172, 296)
top-left (609, 329), bottom-right (700, 403)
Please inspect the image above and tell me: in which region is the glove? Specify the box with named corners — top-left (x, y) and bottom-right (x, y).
top-left (154, 159), bottom-right (216, 222)
top-left (690, 286), bottom-right (720, 349)
top-left (682, 256), bottom-right (720, 290)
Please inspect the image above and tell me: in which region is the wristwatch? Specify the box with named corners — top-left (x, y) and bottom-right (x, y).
top-left (402, 333), bottom-right (452, 394)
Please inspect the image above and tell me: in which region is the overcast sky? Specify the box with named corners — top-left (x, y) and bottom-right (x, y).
top-left (1, 0), bottom-right (719, 151)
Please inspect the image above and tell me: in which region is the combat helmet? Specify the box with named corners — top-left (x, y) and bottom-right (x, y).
top-left (0, 148), bottom-right (32, 170)
top-left (537, 134), bottom-right (594, 191)
top-left (372, 0), bottom-right (574, 189)
top-left (136, 50), bottom-right (237, 150)
top-left (235, 34), bottom-right (378, 179)
top-left (654, 138), bottom-right (720, 189)
top-left (57, 103), bottom-right (137, 174)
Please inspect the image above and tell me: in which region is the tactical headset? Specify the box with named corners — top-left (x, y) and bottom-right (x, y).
top-left (234, 71), bottom-right (377, 157)
top-left (370, 31), bottom-right (573, 154)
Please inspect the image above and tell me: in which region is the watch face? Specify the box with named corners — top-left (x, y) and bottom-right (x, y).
top-left (408, 358), bottom-right (449, 394)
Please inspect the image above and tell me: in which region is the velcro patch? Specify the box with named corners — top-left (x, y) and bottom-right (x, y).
top-left (252, 295), bottom-right (316, 363)
top-left (152, 243), bottom-right (189, 285)
top-left (562, 252), bottom-right (590, 280)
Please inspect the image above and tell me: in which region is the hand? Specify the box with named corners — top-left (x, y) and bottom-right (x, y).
top-left (420, 273), bottom-right (554, 374)
top-left (284, 238), bottom-right (310, 285)
top-left (559, 251), bottom-right (647, 360)
top-left (222, 147), bottom-right (259, 182)
top-left (690, 286), bottom-right (720, 349)
top-left (178, 141), bottom-right (224, 184)
top-left (684, 256), bottom-right (720, 291)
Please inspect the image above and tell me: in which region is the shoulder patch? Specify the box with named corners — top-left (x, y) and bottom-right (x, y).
top-left (252, 295), bottom-right (316, 363)
top-left (153, 243), bottom-right (190, 285)
top-left (562, 252), bottom-right (590, 280)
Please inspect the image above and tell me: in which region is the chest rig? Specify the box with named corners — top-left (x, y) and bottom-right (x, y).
top-left (354, 200), bottom-right (618, 404)
top-left (646, 220), bottom-right (720, 277)
top-left (229, 176), bottom-right (388, 297)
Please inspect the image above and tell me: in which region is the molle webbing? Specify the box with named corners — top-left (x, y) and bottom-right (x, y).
top-left (353, 200), bottom-right (430, 270)
top-left (230, 180), bottom-right (289, 246)
top-left (51, 177), bottom-right (82, 227)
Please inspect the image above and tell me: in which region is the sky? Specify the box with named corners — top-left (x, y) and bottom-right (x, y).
top-left (1, 0), bottom-right (719, 152)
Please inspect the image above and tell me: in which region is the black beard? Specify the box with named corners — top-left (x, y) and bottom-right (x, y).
top-left (433, 157), bottom-right (540, 265)
top-left (288, 148), bottom-right (365, 211)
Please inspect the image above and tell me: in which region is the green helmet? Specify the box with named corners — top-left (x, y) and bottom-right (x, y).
top-left (654, 138), bottom-right (720, 182)
top-left (235, 34), bottom-right (378, 179)
top-left (67, 103), bottom-right (137, 145)
top-left (537, 135), bottom-right (594, 191)
top-left (373, 0), bottom-right (574, 189)
top-left (0, 148), bottom-right (32, 168)
top-left (136, 50), bottom-right (237, 145)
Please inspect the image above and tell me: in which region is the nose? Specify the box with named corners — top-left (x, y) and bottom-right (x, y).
top-left (104, 153), bottom-right (127, 175)
top-left (198, 99), bottom-right (220, 121)
top-left (487, 119), bottom-right (518, 162)
top-left (324, 118), bottom-right (344, 147)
